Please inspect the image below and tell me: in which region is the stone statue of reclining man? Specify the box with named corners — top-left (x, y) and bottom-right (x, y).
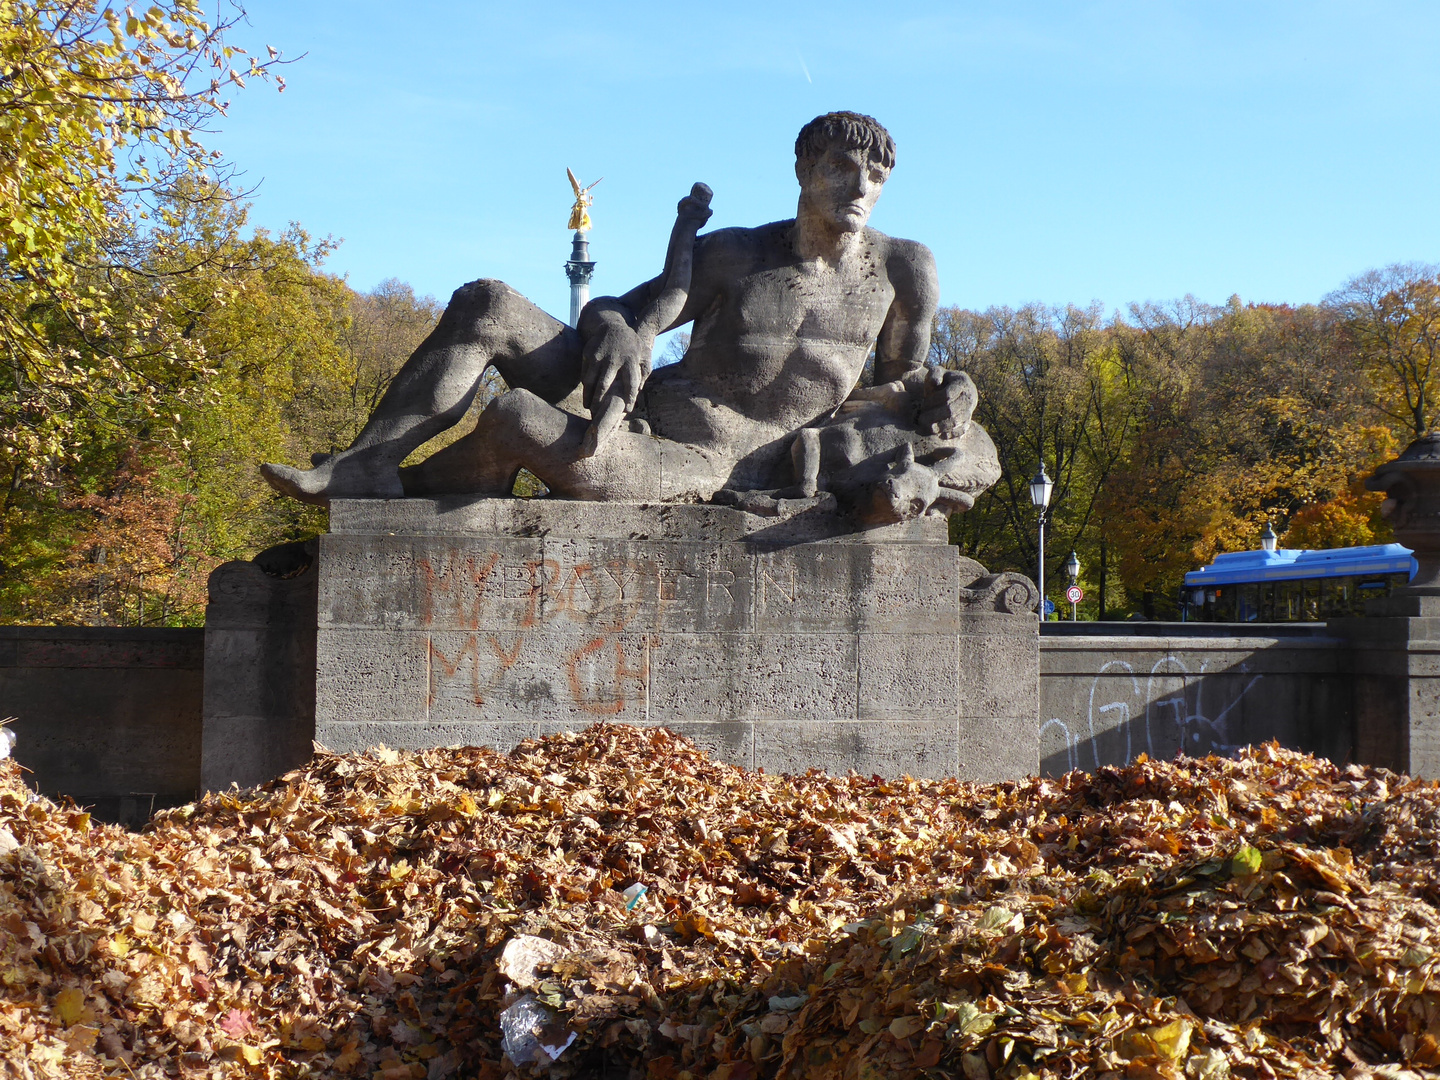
top-left (261, 112), bottom-right (1000, 521)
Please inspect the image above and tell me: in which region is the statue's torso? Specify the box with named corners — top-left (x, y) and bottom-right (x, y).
top-left (643, 222), bottom-right (899, 461)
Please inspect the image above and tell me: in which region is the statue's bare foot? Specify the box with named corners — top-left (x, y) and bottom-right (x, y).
top-left (260, 451), bottom-right (404, 507)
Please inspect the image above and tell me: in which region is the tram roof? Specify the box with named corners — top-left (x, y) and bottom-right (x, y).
top-left (1183, 543), bottom-right (1417, 587)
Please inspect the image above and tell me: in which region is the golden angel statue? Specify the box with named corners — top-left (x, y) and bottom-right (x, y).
top-left (566, 167), bottom-right (602, 232)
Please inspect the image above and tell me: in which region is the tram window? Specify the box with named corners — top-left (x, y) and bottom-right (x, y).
top-left (1188, 568), bottom-right (1413, 623)
top-left (1325, 577), bottom-right (1358, 618)
top-left (1238, 583), bottom-right (1259, 621)
top-left (1214, 587), bottom-right (1236, 622)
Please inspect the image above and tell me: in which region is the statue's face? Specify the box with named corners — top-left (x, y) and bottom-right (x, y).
top-left (796, 145), bottom-right (889, 233)
top-left (855, 456), bottom-right (941, 526)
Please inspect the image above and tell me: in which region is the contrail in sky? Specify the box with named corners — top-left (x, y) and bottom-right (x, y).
top-left (798, 52), bottom-right (812, 83)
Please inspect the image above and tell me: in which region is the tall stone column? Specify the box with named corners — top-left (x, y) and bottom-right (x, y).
top-left (565, 231), bottom-right (594, 328)
top-left (1332, 433), bottom-right (1440, 778)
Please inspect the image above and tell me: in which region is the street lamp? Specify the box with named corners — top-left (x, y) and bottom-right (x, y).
top-left (1065, 550), bottom-right (1081, 621)
top-left (1029, 464), bottom-right (1053, 621)
top-left (1260, 521), bottom-right (1278, 553)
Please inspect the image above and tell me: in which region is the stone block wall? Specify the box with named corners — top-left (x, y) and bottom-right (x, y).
top-left (312, 498), bottom-right (1041, 782)
top-left (202, 540), bottom-right (318, 791)
top-left (1335, 613), bottom-right (1440, 780)
top-left (0, 626), bottom-right (203, 825)
top-left (1039, 623), bottom-right (1354, 776)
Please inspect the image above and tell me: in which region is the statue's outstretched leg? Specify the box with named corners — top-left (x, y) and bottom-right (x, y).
top-left (401, 389), bottom-right (665, 501)
top-left (260, 280), bottom-right (581, 505)
top-left (400, 388), bottom-right (730, 503)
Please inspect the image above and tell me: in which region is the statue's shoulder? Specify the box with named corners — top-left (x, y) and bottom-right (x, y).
top-left (866, 230), bottom-right (937, 298)
top-left (697, 219), bottom-right (794, 253)
top-left (865, 228), bottom-right (935, 266)
top-left (693, 220), bottom-right (795, 278)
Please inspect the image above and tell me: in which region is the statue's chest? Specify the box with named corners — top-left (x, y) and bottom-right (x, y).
top-left (731, 264), bottom-right (893, 340)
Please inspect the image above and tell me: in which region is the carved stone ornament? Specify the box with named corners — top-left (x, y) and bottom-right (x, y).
top-left (1367, 432), bottom-right (1440, 592)
top-left (958, 572), bottom-right (1042, 614)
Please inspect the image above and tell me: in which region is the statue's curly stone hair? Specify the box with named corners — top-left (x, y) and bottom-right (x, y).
top-left (794, 112), bottom-right (896, 171)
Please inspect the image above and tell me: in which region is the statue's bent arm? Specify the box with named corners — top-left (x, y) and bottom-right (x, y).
top-left (873, 239), bottom-right (940, 387)
top-left (574, 229), bottom-right (728, 407)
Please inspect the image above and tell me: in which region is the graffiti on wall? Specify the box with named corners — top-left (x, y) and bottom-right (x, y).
top-left (1041, 655), bottom-right (1264, 773)
top-left (414, 549), bottom-right (756, 718)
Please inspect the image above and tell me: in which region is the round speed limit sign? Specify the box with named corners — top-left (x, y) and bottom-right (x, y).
top-left (1065, 584), bottom-right (1084, 604)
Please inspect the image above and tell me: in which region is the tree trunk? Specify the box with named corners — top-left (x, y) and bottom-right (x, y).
top-left (1099, 541), bottom-right (1108, 620)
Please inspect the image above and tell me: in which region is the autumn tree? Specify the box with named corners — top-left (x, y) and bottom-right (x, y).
top-left (0, 184), bottom-right (442, 625)
top-left (0, 0), bottom-right (284, 481)
top-left (942, 291), bottom-right (1397, 618)
top-left (1326, 264), bottom-right (1440, 439)
top-left (1099, 298), bottom-right (1392, 614)
top-left (934, 302), bottom-right (1142, 616)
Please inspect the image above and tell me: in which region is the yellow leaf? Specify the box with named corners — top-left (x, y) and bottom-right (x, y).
top-left (1186, 1048), bottom-right (1231, 1080)
top-left (53, 987), bottom-right (86, 1026)
top-left (1229, 846), bottom-right (1262, 878)
top-left (1146, 1018), bottom-right (1193, 1061)
top-left (110, 932), bottom-right (131, 958)
top-left (239, 1044), bottom-right (262, 1065)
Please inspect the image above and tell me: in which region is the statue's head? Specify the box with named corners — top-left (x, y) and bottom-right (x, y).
top-left (852, 443), bottom-right (943, 526)
top-left (794, 112), bottom-right (895, 233)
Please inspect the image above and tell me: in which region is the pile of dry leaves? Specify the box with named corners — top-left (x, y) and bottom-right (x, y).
top-left (2, 724), bottom-right (1439, 1080)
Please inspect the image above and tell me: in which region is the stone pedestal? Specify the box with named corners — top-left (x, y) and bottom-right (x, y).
top-left (311, 497), bottom-right (1040, 781)
top-left (1340, 432), bottom-right (1440, 780)
top-left (202, 540), bottom-right (318, 791)
top-left (1334, 594), bottom-right (1440, 780)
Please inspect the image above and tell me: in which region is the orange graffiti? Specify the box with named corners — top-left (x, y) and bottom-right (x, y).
top-left (565, 633), bottom-right (650, 716)
top-left (519, 558), bottom-right (560, 628)
top-left (429, 634), bottom-right (482, 706)
top-left (429, 630), bottom-right (527, 707)
top-left (419, 552), bottom-right (500, 629)
top-left (487, 633), bottom-right (524, 670)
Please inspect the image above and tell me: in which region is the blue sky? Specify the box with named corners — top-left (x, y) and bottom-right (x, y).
top-left (215, 1), bottom-right (1440, 330)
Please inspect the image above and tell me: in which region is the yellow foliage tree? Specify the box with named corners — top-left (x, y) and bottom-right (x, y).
top-left (0, 0), bottom-right (284, 476)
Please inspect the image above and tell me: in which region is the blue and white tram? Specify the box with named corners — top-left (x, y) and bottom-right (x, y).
top-left (1182, 543), bottom-right (1417, 622)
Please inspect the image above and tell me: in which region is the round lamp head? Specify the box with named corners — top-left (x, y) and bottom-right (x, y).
top-left (1029, 465), bottom-right (1053, 509)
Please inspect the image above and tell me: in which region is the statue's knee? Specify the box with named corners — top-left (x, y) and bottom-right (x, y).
top-left (446, 279), bottom-right (518, 325)
top-left (455, 277), bottom-right (519, 307)
top-left (485, 388), bottom-right (543, 430)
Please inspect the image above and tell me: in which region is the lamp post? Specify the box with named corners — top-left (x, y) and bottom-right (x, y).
top-left (1065, 550), bottom-right (1081, 621)
top-left (1029, 464), bottom-right (1053, 622)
